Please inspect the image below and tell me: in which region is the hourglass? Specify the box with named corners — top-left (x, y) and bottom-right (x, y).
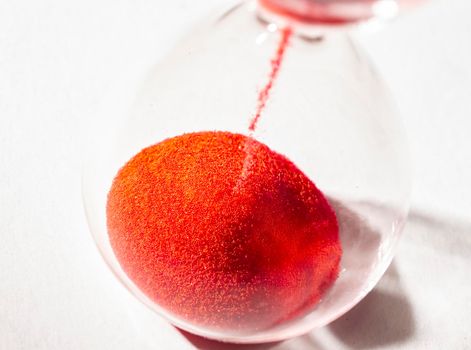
top-left (83, 0), bottom-right (412, 343)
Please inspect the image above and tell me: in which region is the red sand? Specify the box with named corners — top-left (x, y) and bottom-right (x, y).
top-left (249, 27), bottom-right (292, 131)
top-left (107, 131), bottom-right (341, 330)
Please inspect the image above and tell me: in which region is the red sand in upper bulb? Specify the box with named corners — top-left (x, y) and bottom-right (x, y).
top-left (107, 131), bottom-right (341, 331)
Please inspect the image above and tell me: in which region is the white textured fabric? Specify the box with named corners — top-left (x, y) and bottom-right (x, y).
top-left (0, 0), bottom-right (470, 349)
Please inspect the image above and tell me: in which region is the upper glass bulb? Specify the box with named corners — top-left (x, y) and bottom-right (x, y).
top-left (83, 0), bottom-right (411, 343)
top-left (258, 0), bottom-right (400, 24)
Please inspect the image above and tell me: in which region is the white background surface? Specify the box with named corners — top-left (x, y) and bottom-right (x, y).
top-left (1, 0), bottom-right (470, 349)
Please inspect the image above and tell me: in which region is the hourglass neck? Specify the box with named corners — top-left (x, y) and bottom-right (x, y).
top-left (257, 0), bottom-right (400, 27)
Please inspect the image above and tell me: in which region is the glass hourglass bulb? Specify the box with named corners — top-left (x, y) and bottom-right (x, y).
top-left (83, 0), bottom-right (411, 343)
top-left (258, 0), bottom-right (421, 24)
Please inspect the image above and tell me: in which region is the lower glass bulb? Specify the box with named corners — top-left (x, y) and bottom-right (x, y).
top-left (83, 0), bottom-right (411, 343)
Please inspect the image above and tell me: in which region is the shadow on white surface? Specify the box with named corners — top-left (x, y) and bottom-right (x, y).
top-left (179, 330), bottom-right (281, 350)
top-left (407, 211), bottom-right (471, 260)
top-left (328, 262), bottom-right (415, 349)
